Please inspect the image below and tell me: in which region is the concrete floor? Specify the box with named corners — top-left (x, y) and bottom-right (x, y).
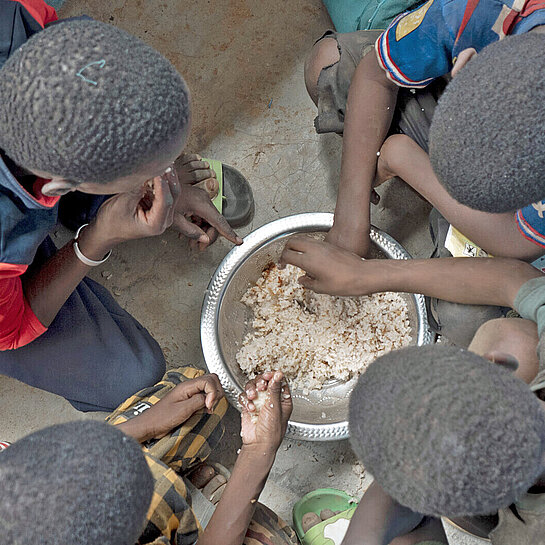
top-left (0, 1), bottom-right (483, 543)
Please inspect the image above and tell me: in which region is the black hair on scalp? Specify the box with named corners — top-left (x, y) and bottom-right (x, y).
top-left (0, 420), bottom-right (153, 545)
top-left (0, 20), bottom-right (190, 183)
top-left (349, 345), bottom-right (545, 517)
top-left (429, 33), bottom-right (545, 212)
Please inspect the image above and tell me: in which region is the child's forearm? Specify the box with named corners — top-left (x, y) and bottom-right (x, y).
top-left (380, 135), bottom-right (543, 260)
top-left (359, 257), bottom-right (542, 308)
top-left (341, 481), bottom-right (423, 545)
top-left (330, 51), bottom-right (398, 255)
top-left (196, 445), bottom-right (275, 545)
top-left (22, 227), bottom-right (113, 326)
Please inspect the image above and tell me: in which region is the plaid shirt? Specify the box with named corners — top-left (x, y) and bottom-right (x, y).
top-left (107, 367), bottom-right (227, 545)
top-left (107, 367), bottom-right (297, 545)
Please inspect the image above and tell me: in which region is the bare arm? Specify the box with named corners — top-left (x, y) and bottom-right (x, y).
top-left (280, 235), bottom-right (542, 308)
top-left (374, 257), bottom-right (541, 308)
top-left (197, 446), bottom-right (276, 545)
top-left (378, 134), bottom-right (544, 260)
top-left (197, 371), bottom-right (292, 545)
top-left (22, 227), bottom-right (113, 326)
top-left (342, 482), bottom-right (424, 545)
top-left (23, 176), bottom-right (179, 327)
top-left (326, 51), bottom-right (398, 257)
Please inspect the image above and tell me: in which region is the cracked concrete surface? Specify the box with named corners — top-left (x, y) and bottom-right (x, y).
top-left (0, 1), bottom-right (483, 543)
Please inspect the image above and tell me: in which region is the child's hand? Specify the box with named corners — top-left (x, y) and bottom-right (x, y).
top-left (118, 373), bottom-right (224, 443)
top-left (279, 235), bottom-right (375, 296)
top-left (239, 371), bottom-right (292, 455)
top-left (172, 183), bottom-right (243, 250)
top-left (84, 169), bottom-right (181, 253)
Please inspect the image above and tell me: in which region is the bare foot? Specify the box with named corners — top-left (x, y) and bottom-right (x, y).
top-left (175, 152), bottom-right (219, 199)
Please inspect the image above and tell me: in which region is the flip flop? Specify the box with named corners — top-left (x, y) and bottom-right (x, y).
top-left (59, 159), bottom-right (255, 232)
top-left (202, 158), bottom-right (255, 228)
top-left (293, 488), bottom-right (358, 545)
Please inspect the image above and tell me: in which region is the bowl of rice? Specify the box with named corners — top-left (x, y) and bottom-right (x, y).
top-left (201, 213), bottom-right (434, 441)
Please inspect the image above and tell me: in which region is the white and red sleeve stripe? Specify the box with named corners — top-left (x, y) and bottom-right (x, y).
top-left (375, 16), bottom-right (435, 89)
top-left (516, 209), bottom-right (545, 248)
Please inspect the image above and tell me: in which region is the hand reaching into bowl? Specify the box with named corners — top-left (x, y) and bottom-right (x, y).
top-left (279, 235), bottom-right (374, 296)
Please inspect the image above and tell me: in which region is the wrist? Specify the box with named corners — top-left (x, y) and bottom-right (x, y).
top-left (77, 223), bottom-right (116, 261)
top-left (355, 259), bottom-right (397, 295)
top-left (115, 418), bottom-right (154, 443)
top-left (239, 444), bottom-right (277, 470)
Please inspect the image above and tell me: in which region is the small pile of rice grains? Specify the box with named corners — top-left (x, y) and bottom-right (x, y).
top-left (236, 264), bottom-right (412, 390)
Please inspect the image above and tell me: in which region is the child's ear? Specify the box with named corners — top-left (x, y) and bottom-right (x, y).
top-left (40, 178), bottom-right (79, 196)
top-left (452, 48), bottom-right (477, 77)
top-left (483, 351), bottom-right (519, 373)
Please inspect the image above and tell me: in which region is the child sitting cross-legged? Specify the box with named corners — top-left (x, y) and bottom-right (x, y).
top-left (0, 15), bottom-right (246, 412)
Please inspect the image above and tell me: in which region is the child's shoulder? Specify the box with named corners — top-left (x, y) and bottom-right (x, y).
top-left (0, 0), bottom-right (58, 70)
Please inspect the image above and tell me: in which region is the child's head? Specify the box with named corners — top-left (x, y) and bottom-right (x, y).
top-left (429, 34), bottom-right (545, 212)
top-left (0, 20), bottom-right (190, 196)
top-left (349, 345), bottom-right (545, 517)
top-left (0, 420), bottom-right (153, 544)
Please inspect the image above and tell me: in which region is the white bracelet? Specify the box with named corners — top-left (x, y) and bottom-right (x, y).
top-left (73, 224), bottom-right (112, 267)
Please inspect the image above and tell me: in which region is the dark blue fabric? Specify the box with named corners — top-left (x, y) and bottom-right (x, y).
top-left (0, 5), bottom-right (164, 411)
top-left (0, 0), bottom-right (43, 70)
top-left (0, 156), bottom-right (58, 265)
top-left (0, 237), bottom-right (166, 412)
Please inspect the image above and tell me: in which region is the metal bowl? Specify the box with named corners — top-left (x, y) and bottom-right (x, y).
top-left (201, 213), bottom-right (433, 441)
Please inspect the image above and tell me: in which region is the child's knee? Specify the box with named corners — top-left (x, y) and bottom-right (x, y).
top-left (376, 134), bottom-right (415, 181)
top-left (305, 37), bottom-right (339, 104)
top-left (134, 358), bottom-right (167, 394)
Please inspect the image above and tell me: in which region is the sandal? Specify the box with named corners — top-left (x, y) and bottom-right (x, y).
top-left (203, 159), bottom-right (254, 228)
top-left (293, 488), bottom-right (358, 545)
top-left (59, 159), bottom-right (255, 232)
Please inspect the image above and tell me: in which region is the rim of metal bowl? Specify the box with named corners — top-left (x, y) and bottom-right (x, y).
top-left (201, 213), bottom-right (434, 441)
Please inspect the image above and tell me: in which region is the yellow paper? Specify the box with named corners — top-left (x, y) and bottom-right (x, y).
top-left (444, 225), bottom-right (492, 258)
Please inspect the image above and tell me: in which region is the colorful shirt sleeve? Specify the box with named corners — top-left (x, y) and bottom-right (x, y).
top-left (510, 1), bottom-right (545, 34)
top-left (10, 0), bottom-right (58, 26)
top-left (376, 0), bottom-right (454, 88)
top-left (516, 201), bottom-right (545, 249)
top-left (0, 264), bottom-right (47, 350)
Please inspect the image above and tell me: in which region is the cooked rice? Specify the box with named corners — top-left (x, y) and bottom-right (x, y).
top-left (236, 264), bottom-right (412, 390)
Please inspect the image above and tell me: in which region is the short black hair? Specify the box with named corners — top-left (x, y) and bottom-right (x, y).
top-left (0, 420), bottom-right (153, 545)
top-left (0, 20), bottom-right (190, 183)
top-left (429, 34), bottom-right (545, 212)
top-left (349, 345), bottom-right (545, 517)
